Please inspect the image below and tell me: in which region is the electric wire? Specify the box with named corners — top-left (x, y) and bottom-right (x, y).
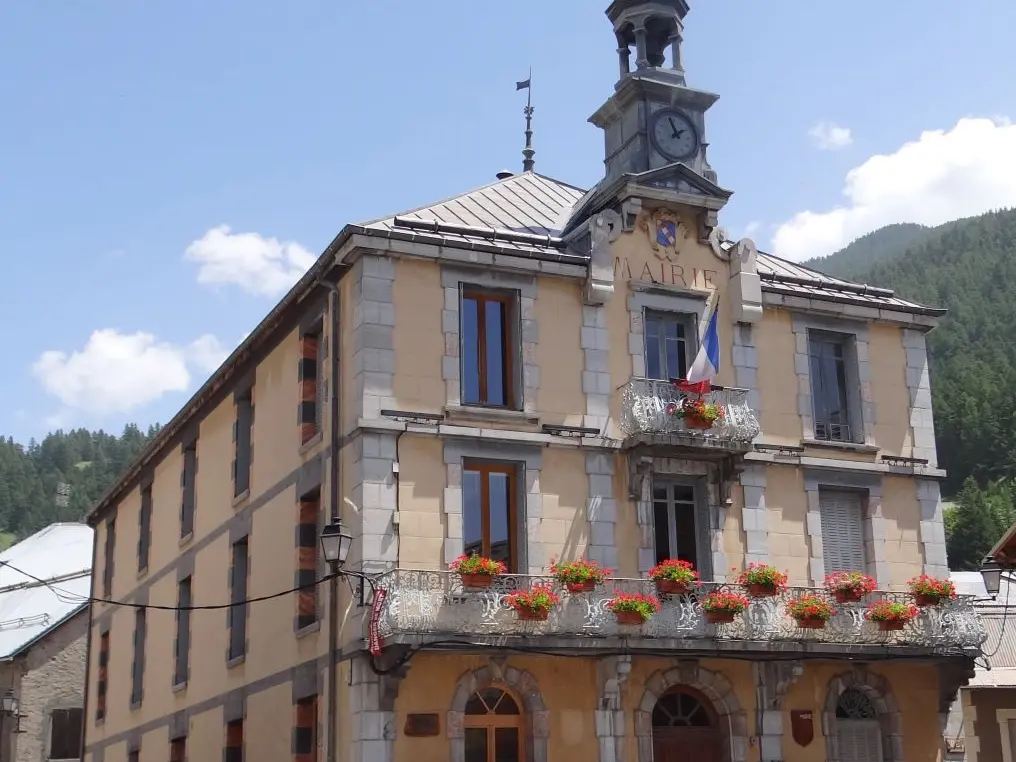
top-left (0, 559), bottom-right (376, 612)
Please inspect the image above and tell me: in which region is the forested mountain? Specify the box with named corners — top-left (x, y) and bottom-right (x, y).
top-left (809, 208), bottom-right (1016, 569)
top-left (0, 426), bottom-right (157, 546)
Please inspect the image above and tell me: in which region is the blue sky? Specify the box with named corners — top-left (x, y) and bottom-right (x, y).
top-left (4, 0), bottom-right (1016, 443)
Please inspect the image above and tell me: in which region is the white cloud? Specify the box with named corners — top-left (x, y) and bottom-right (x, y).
top-left (808, 121), bottom-right (853, 151)
top-left (184, 225), bottom-right (316, 297)
top-left (773, 117), bottom-right (1016, 261)
top-left (32, 330), bottom-right (228, 416)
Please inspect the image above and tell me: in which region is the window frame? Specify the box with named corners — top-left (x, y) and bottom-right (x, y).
top-left (102, 516), bottom-right (116, 598)
top-left (180, 440), bottom-right (198, 538)
top-left (129, 608), bottom-right (146, 707)
top-left (233, 389), bottom-right (254, 497)
top-left (650, 479), bottom-right (712, 580)
top-left (47, 707), bottom-right (83, 761)
top-left (299, 322), bottom-right (325, 444)
top-left (459, 287), bottom-right (520, 410)
top-left (137, 484), bottom-right (152, 573)
top-left (293, 696), bottom-right (318, 761)
top-left (295, 490), bottom-right (321, 631)
top-left (461, 461), bottom-right (520, 574)
top-left (818, 488), bottom-right (868, 576)
top-left (96, 631), bottom-right (110, 722)
top-left (174, 576), bottom-right (192, 686)
top-left (228, 537), bottom-right (250, 662)
top-left (463, 685), bottom-right (525, 762)
top-left (643, 309), bottom-right (698, 382)
top-left (225, 719), bottom-right (244, 762)
top-left (807, 329), bottom-right (864, 444)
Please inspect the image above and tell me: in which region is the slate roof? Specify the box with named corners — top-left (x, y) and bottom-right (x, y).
top-left (361, 171), bottom-right (942, 315)
top-left (0, 523), bottom-right (93, 660)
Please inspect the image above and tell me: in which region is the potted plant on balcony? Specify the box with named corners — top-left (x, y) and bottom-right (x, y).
top-left (504, 585), bottom-right (560, 622)
top-left (648, 559), bottom-right (700, 596)
top-left (736, 563), bottom-right (789, 598)
top-left (701, 590), bottom-right (750, 624)
top-left (865, 600), bottom-right (919, 631)
top-left (450, 554), bottom-right (507, 590)
top-left (607, 593), bottom-right (661, 626)
top-left (666, 397), bottom-right (725, 430)
top-left (785, 594), bottom-right (836, 630)
top-left (824, 571), bottom-right (877, 603)
top-left (907, 575), bottom-right (956, 607)
top-left (550, 558), bottom-right (611, 593)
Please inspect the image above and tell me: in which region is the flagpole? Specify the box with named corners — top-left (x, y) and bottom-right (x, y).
top-left (519, 69), bottom-right (535, 173)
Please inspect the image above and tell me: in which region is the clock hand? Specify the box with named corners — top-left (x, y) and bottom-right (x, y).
top-left (668, 117), bottom-right (680, 139)
top-left (675, 129), bottom-right (685, 139)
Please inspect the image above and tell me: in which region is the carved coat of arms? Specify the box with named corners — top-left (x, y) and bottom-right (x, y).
top-left (638, 210), bottom-right (687, 261)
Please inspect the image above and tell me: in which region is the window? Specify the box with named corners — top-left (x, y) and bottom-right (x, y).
top-left (225, 719), bottom-right (244, 762)
top-left (234, 389), bottom-right (254, 497)
top-left (809, 331), bottom-right (857, 442)
top-left (461, 288), bottom-right (518, 409)
top-left (653, 482), bottom-right (702, 570)
top-left (644, 311), bottom-right (696, 381)
top-left (293, 696), bottom-right (318, 762)
top-left (820, 490), bottom-right (867, 575)
top-left (464, 687), bottom-right (523, 762)
top-left (102, 516), bottom-right (116, 598)
top-left (834, 689), bottom-right (883, 762)
top-left (130, 608), bottom-right (146, 706)
top-left (174, 576), bottom-right (192, 686)
top-left (299, 325), bottom-right (326, 444)
top-left (138, 485), bottom-right (152, 572)
top-left (181, 441), bottom-right (197, 538)
top-left (296, 491), bottom-right (321, 631)
top-left (48, 708), bottom-right (83, 760)
top-left (170, 737), bottom-right (186, 762)
top-left (96, 632), bottom-right (109, 721)
top-left (128, 751), bottom-right (139, 762)
top-left (463, 463), bottom-right (518, 573)
top-left (228, 537), bottom-right (249, 661)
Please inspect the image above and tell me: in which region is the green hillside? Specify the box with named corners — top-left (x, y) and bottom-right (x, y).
top-left (819, 209), bottom-right (1016, 569)
top-left (0, 425), bottom-right (157, 539)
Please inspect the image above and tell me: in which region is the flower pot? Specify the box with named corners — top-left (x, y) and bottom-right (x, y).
top-left (459, 573), bottom-right (494, 590)
top-left (684, 415), bottom-right (713, 430)
top-left (704, 610), bottom-right (737, 624)
top-left (876, 619), bottom-right (906, 632)
top-left (833, 589), bottom-right (864, 604)
top-left (566, 580), bottom-right (596, 594)
top-left (795, 617), bottom-right (827, 630)
top-left (614, 610), bottom-right (647, 626)
top-left (747, 583), bottom-right (778, 598)
top-left (914, 593), bottom-right (944, 607)
top-left (654, 579), bottom-right (691, 596)
top-left (516, 608), bottom-right (549, 622)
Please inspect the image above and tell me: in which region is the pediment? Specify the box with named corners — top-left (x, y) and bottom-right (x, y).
top-left (628, 162), bottom-right (732, 200)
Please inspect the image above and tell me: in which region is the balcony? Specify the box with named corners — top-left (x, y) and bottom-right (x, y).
top-left (372, 571), bottom-right (986, 656)
top-left (618, 379), bottom-right (761, 451)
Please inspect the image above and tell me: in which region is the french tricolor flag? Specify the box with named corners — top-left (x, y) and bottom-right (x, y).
top-left (676, 297), bottom-right (720, 395)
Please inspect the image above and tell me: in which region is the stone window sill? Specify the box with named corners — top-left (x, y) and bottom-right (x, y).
top-left (299, 431), bottom-right (323, 456)
top-left (801, 438), bottom-right (880, 454)
top-left (444, 405), bottom-right (539, 426)
top-left (172, 680), bottom-right (187, 694)
top-left (179, 531), bottom-right (194, 549)
top-left (295, 621), bottom-right (321, 640)
top-left (231, 490), bottom-right (250, 510)
top-left (226, 654), bottom-right (246, 669)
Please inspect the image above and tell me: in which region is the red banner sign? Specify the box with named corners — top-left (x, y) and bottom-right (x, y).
top-left (368, 587), bottom-right (388, 656)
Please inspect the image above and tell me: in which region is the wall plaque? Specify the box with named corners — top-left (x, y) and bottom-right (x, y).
top-left (790, 709), bottom-right (814, 747)
top-left (404, 713), bottom-right (440, 737)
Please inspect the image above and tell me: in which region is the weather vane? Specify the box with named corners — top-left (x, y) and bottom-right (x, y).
top-left (516, 70), bottom-right (535, 173)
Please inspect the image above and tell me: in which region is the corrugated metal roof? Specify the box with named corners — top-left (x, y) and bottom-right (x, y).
top-left (362, 172), bottom-right (940, 314)
top-left (0, 523), bottom-right (93, 660)
top-left (951, 572), bottom-right (1016, 681)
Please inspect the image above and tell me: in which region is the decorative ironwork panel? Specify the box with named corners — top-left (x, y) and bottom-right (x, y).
top-left (619, 379), bottom-right (761, 443)
top-left (374, 571), bottom-right (987, 650)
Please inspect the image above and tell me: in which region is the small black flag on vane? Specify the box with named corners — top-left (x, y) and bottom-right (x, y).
top-left (516, 78), bottom-right (531, 91)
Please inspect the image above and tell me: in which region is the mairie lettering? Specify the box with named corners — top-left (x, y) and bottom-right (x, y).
top-left (613, 257), bottom-right (718, 290)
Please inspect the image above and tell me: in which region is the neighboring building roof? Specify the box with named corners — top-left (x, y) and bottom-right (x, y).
top-left (0, 523), bottom-right (93, 660)
top-left (951, 572), bottom-right (1016, 685)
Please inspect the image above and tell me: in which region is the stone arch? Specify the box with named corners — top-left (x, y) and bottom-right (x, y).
top-left (447, 662), bottom-right (548, 762)
top-left (635, 661), bottom-right (748, 762)
top-left (823, 668), bottom-right (904, 762)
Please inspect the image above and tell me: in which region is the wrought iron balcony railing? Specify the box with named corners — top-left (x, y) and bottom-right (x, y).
top-left (618, 379), bottom-right (761, 444)
top-left (373, 571), bottom-right (986, 651)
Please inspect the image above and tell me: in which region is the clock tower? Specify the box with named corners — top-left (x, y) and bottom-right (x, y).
top-left (591, 0), bottom-right (720, 186)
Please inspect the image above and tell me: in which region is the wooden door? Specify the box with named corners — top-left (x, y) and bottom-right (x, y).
top-left (652, 727), bottom-right (721, 762)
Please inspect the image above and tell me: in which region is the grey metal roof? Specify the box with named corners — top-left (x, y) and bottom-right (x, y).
top-left (0, 523), bottom-right (93, 660)
top-left (362, 172), bottom-right (941, 315)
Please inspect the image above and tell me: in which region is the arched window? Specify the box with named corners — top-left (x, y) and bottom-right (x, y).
top-left (464, 686), bottom-right (524, 762)
top-left (835, 689), bottom-right (883, 762)
top-left (651, 687), bottom-right (721, 761)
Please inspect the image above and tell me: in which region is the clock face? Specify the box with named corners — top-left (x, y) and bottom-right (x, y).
top-left (651, 110), bottom-right (698, 161)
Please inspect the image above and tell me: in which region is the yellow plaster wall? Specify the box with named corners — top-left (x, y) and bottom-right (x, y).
top-left (613, 457), bottom-right (640, 577)
top-left (882, 475), bottom-right (924, 586)
top-left (391, 258), bottom-right (445, 416)
top-left (868, 323), bottom-right (915, 457)
top-left (538, 448), bottom-right (590, 565)
top-left (763, 466), bottom-right (811, 585)
top-left (755, 310), bottom-right (803, 444)
top-left (394, 435), bottom-right (445, 570)
top-left (534, 277), bottom-right (585, 425)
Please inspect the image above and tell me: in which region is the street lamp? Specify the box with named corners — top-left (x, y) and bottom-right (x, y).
top-left (980, 557), bottom-right (1004, 599)
top-left (0, 690), bottom-right (19, 762)
top-left (319, 519), bottom-right (353, 569)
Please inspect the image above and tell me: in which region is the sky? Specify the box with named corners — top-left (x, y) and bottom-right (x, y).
top-left (4, 0), bottom-right (1016, 443)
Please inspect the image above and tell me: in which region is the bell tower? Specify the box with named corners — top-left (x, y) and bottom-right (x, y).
top-left (592, 0), bottom-right (720, 186)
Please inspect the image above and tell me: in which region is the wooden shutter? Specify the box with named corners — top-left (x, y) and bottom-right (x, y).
top-left (694, 497), bottom-right (713, 580)
top-left (837, 720), bottom-right (883, 762)
top-left (820, 490), bottom-right (866, 574)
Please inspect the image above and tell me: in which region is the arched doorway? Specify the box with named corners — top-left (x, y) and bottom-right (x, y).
top-left (651, 686), bottom-right (722, 762)
top-left (834, 689), bottom-right (883, 762)
top-left (463, 685), bottom-right (524, 762)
